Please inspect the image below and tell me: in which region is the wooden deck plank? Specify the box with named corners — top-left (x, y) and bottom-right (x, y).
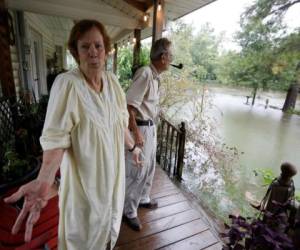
top-left (115, 166), bottom-right (222, 250)
top-left (115, 219), bottom-right (209, 250)
top-left (154, 193), bottom-right (187, 208)
top-left (151, 183), bottom-right (176, 193)
top-left (152, 170), bottom-right (174, 184)
top-left (151, 188), bottom-right (180, 199)
top-left (160, 230), bottom-right (219, 250)
top-left (152, 180), bottom-right (175, 188)
top-left (117, 209), bottom-right (201, 245)
top-left (139, 201), bottom-right (191, 223)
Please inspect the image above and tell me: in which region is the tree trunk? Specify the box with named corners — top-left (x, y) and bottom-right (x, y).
top-left (252, 86), bottom-right (257, 106)
top-left (282, 84), bottom-right (299, 112)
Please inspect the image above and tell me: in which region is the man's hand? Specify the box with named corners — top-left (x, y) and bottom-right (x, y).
top-left (134, 129), bottom-right (144, 147)
top-left (127, 105), bottom-right (144, 147)
top-left (4, 180), bottom-right (51, 242)
top-left (132, 146), bottom-right (144, 167)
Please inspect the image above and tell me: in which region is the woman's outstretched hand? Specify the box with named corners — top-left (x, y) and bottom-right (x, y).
top-left (4, 180), bottom-right (51, 242)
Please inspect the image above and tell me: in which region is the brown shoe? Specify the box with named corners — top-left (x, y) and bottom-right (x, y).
top-left (123, 216), bottom-right (142, 231)
top-left (139, 199), bottom-right (158, 209)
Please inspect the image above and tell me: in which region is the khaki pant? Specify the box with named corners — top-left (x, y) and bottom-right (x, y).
top-left (124, 125), bottom-right (157, 218)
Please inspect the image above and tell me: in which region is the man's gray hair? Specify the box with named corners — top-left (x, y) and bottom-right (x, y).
top-left (150, 38), bottom-right (172, 61)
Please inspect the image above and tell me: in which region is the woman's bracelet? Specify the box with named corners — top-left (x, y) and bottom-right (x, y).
top-left (128, 144), bottom-right (136, 152)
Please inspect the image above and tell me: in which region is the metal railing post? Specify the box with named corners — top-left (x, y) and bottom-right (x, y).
top-left (157, 116), bottom-right (186, 181)
top-left (176, 122), bottom-right (186, 181)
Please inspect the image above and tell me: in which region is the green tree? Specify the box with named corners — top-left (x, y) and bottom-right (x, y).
top-left (169, 20), bottom-right (194, 68)
top-left (169, 20), bottom-right (223, 83)
top-left (117, 46), bottom-right (150, 90)
top-left (244, 0), bottom-right (300, 25)
top-left (237, 9), bottom-right (282, 95)
top-left (216, 51), bottom-right (243, 85)
top-left (190, 23), bottom-right (223, 81)
top-left (216, 0), bottom-right (300, 96)
top-left (117, 47), bottom-right (132, 85)
top-left (216, 0), bottom-right (300, 105)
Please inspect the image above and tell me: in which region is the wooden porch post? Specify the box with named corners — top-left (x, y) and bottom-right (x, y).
top-left (113, 43), bottom-right (118, 74)
top-left (0, 1), bottom-right (16, 100)
top-left (152, 0), bottom-right (165, 45)
top-left (132, 29), bottom-right (141, 74)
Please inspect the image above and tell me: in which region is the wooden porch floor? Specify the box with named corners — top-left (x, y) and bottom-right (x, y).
top-left (115, 167), bottom-right (222, 250)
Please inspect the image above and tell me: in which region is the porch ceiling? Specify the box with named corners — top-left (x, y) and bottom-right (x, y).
top-left (5, 0), bottom-right (216, 44)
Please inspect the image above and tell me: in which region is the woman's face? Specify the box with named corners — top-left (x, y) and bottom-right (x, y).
top-left (77, 27), bottom-right (106, 72)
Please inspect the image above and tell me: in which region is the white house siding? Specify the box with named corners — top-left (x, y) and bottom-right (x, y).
top-left (9, 11), bottom-right (22, 99)
top-left (7, 11), bottom-right (59, 99)
top-left (24, 12), bottom-right (71, 96)
top-left (24, 12), bottom-right (55, 96)
top-left (25, 12), bottom-right (56, 61)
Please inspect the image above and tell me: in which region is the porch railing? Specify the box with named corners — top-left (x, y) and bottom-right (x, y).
top-left (0, 97), bottom-right (15, 160)
top-left (156, 116), bottom-right (186, 181)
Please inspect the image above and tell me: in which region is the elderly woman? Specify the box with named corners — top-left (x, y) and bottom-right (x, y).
top-left (5, 20), bottom-right (141, 250)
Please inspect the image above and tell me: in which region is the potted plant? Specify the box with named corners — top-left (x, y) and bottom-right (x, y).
top-left (0, 140), bottom-right (40, 195)
top-left (13, 95), bottom-right (49, 156)
top-left (222, 204), bottom-right (295, 250)
top-left (0, 95), bottom-right (49, 196)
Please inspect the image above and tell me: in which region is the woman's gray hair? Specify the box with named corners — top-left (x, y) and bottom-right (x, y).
top-left (150, 38), bottom-right (172, 61)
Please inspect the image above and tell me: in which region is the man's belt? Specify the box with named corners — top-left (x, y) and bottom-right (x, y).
top-left (136, 119), bottom-right (154, 126)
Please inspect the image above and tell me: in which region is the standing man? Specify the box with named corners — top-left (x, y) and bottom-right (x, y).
top-left (124, 38), bottom-right (173, 231)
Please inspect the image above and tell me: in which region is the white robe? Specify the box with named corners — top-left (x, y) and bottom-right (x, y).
top-left (40, 68), bottom-right (128, 250)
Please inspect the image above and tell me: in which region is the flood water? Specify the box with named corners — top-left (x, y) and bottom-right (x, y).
top-left (212, 87), bottom-right (300, 188)
top-left (180, 85), bottom-right (300, 218)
